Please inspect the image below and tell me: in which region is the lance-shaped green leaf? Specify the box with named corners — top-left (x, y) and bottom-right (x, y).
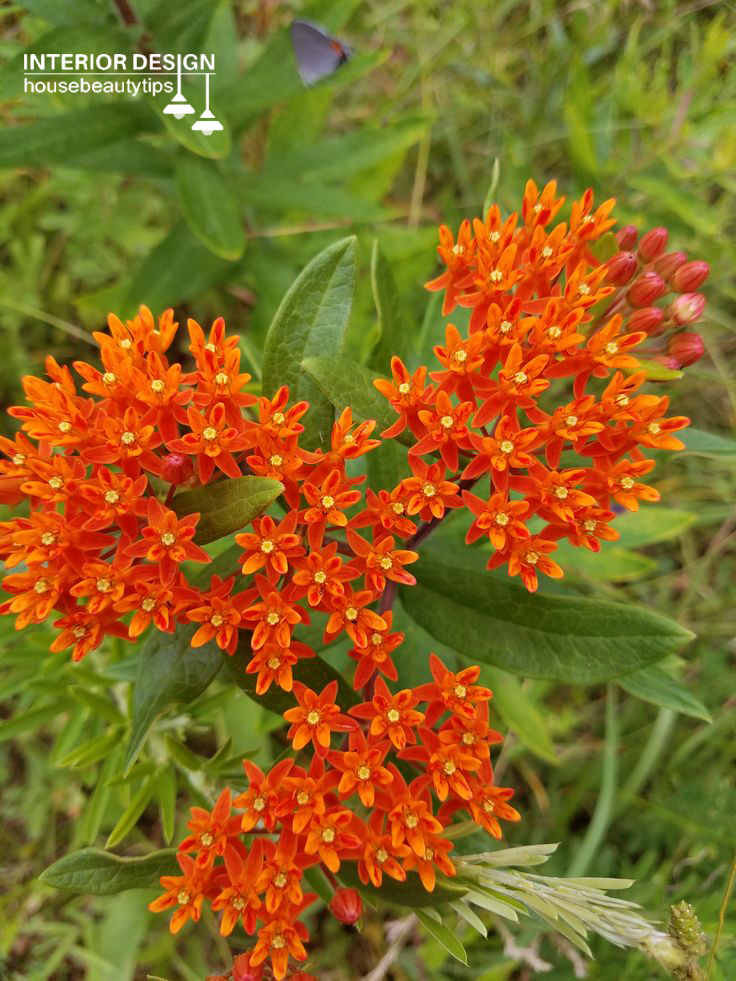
top-left (402, 557), bottom-right (694, 684)
top-left (124, 626), bottom-right (223, 771)
top-left (176, 152), bottom-right (245, 260)
top-left (172, 476), bottom-right (284, 545)
top-left (368, 240), bottom-right (412, 371)
top-left (226, 636), bottom-right (358, 714)
top-left (617, 665), bottom-right (711, 722)
top-left (416, 910), bottom-right (468, 964)
top-left (301, 356), bottom-right (412, 447)
top-left (262, 238), bottom-right (357, 451)
top-left (40, 847), bottom-right (179, 894)
top-left (148, 82), bottom-right (231, 161)
top-left (678, 427), bottom-right (736, 457)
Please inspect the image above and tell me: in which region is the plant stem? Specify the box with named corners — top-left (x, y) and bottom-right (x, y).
top-left (568, 684), bottom-right (618, 877)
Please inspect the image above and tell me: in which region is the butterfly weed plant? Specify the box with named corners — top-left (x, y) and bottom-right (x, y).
top-left (0, 184), bottom-right (710, 980)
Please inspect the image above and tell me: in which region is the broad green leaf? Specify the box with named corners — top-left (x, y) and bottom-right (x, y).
top-left (176, 153), bottom-right (245, 260)
top-left (679, 427), bottom-right (736, 457)
top-left (40, 848), bottom-right (178, 894)
top-left (612, 507), bottom-right (696, 548)
top-left (0, 105), bottom-right (156, 170)
top-left (301, 355), bottom-right (412, 447)
top-left (262, 238), bottom-right (357, 451)
top-left (239, 174), bottom-right (391, 222)
top-left (172, 475), bottom-right (284, 545)
top-left (617, 666), bottom-right (711, 722)
top-left (122, 221), bottom-right (235, 315)
top-left (552, 541), bottom-right (657, 582)
top-left (368, 240), bottom-right (412, 372)
top-left (149, 81), bottom-right (231, 161)
top-left (338, 862), bottom-right (466, 907)
top-left (124, 626), bottom-right (223, 771)
top-left (157, 768), bottom-right (178, 844)
top-left (416, 910), bottom-right (469, 964)
top-left (402, 556), bottom-right (694, 684)
top-left (226, 637), bottom-right (358, 714)
top-left (106, 770), bottom-right (159, 847)
top-left (480, 667), bottom-right (558, 763)
top-left (367, 438), bottom-right (407, 495)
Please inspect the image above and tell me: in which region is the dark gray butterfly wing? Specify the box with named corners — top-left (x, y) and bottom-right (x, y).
top-left (290, 19), bottom-right (350, 85)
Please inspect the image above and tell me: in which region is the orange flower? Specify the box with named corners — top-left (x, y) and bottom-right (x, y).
top-left (125, 497), bottom-right (210, 584)
top-left (283, 681), bottom-right (353, 756)
top-left (186, 575), bottom-right (255, 654)
top-left (211, 841), bottom-right (264, 936)
top-left (148, 852), bottom-right (216, 934)
top-left (236, 512), bottom-right (305, 579)
top-left (234, 759), bottom-right (294, 833)
top-left (303, 808), bottom-right (361, 872)
top-left (350, 677), bottom-right (425, 750)
top-left (327, 729), bottom-right (393, 807)
top-left (413, 654), bottom-right (492, 725)
top-left (346, 528), bottom-right (418, 593)
top-left (399, 459), bottom-right (460, 522)
top-left (179, 788), bottom-right (242, 869)
top-left (168, 402), bottom-right (248, 483)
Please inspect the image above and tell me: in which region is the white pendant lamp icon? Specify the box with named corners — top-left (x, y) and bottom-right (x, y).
top-left (191, 73), bottom-right (222, 136)
top-left (163, 55), bottom-right (194, 119)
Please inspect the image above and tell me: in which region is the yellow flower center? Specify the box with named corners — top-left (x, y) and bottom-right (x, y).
top-left (210, 613), bottom-right (224, 627)
top-left (488, 270), bottom-right (503, 284)
top-left (605, 342), bottom-right (619, 355)
top-left (272, 412), bottom-right (285, 425)
top-left (48, 476), bottom-right (63, 490)
top-left (500, 440), bottom-right (514, 454)
top-left (200, 832), bottom-right (214, 847)
top-left (579, 283), bottom-right (592, 296)
top-left (525, 550), bottom-right (540, 565)
top-left (203, 426), bottom-right (218, 441)
top-left (41, 532), bottom-right (56, 546)
top-left (321, 827), bottom-right (335, 843)
top-left (297, 791), bottom-right (310, 806)
top-left (620, 476), bottom-right (635, 490)
top-left (215, 372), bottom-right (228, 386)
top-left (615, 394), bottom-right (630, 407)
top-left (307, 710), bottom-right (321, 726)
top-left (121, 431), bottom-right (136, 445)
top-left (555, 487), bottom-right (568, 500)
top-left (58, 421), bottom-right (72, 433)
top-left (379, 555), bottom-right (393, 570)
top-left (96, 578), bottom-right (111, 593)
top-left (344, 433), bottom-right (355, 443)
top-left (483, 799), bottom-right (495, 813)
top-left (489, 231), bottom-right (501, 244)
top-left (500, 320), bottom-right (512, 334)
top-left (398, 382), bottom-right (411, 395)
top-left (267, 656), bottom-right (280, 670)
top-left (120, 338), bottom-right (132, 350)
top-left (321, 495), bottom-right (335, 509)
top-left (73, 625), bottom-right (86, 639)
top-left (440, 415), bottom-right (454, 429)
top-left (422, 482), bottom-right (436, 498)
top-left (443, 760), bottom-right (456, 775)
top-left (454, 684), bottom-right (467, 699)
top-left (160, 532), bottom-right (176, 547)
top-left (34, 579), bottom-right (49, 594)
top-left (547, 325), bottom-right (562, 339)
top-left (232, 895), bottom-right (245, 910)
top-left (387, 709), bottom-right (400, 723)
top-left (541, 246), bottom-right (553, 258)
top-left (392, 502), bottom-right (405, 514)
top-left (345, 606), bottom-right (358, 622)
top-left (150, 379), bottom-right (165, 393)
top-left (273, 872), bottom-right (287, 888)
top-left (495, 511), bottom-right (509, 526)
top-left (253, 796), bottom-right (265, 812)
top-left (452, 243), bottom-right (465, 255)
top-left (454, 349), bottom-right (467, 363)
top-left (177, 890), bottom-right (190, 905)
top-left (565, 415), bottom-right (578, 427)
top-left (104, 490), bottom-right (120, 504)
top-left (583, 519), bottom-right (597, 532)
top-left (272, 934), bottom-right (286, 950)
top-left (357, 765), bottom-right (371, 781)
top-left (513, 371), bottom-right (528, 386)
top-left (141, 597), bottom-right (156, 612)
top-left (260, 539), bottom-right (275, 554)
top-left (266, 611), bottom-right (280, 626)
top-left (102, 371), bottom-right (117, 385)
top-left (313, 570), bottom-right (327, 584)
top-left (205, 342), bottom-right (216, 353)
top-left (371, 632), bottom-right (382, 646)
top-left (376, 847), bottom-right (388, 863)
top-left (12, 453), bottom-right (25, 465)
top-left (648, 422), bottom-right (661, 435)
top-left (405, 813), bottom-right (418, 829)
top-left (462, 732), bottom-right (475, 745)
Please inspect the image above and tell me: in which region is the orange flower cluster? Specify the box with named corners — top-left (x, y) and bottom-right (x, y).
top-left (149, 655), bottom-right (518, 979)
top-left (371, 181), bottom-right (706, 590)
top-left (0, 184), bottom-right (705, 979)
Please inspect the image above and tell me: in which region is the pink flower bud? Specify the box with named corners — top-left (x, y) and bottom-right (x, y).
top-left (616, 224), bottom-right (638, 249)
top-left (232, 955), bottom-right (263, 981)
top-left (638, 227), bottom-right (669, 261)
top-left (627, 306), bottom-right (665, 335)
top-left (627, 271), bottom-right (667, 308)
top-left (330, 888), bottom-right (363, 925)
top-left (654, 251), bottom-right (687, 281)
top-left (160, 452), bottom-right (194, 485)
top-left (669, 292), bottom-right (706, 325)
top-left (605, 252), bottom-right (637, 286)
top-left (672, 260), bottom-right (710, 293)
top-left (667, 332), bottom-right (705, 367)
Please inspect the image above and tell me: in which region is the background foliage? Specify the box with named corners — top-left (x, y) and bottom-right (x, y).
top-left (1, 0), bottom-right (735, 978)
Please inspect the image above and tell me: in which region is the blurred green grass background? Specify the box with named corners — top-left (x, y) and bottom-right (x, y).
top-left (0, 1), bottom-right (735, 978)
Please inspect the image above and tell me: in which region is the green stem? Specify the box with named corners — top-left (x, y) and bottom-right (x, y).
top-left (619, 707), bottom-right (675, 807)
top-left (568, 685), bottom-right (618, 877)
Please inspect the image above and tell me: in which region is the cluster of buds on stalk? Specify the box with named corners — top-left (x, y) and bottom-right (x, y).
top-left (605, 223), bottom-right (709, 370)
top-left (0, 181), bottom-right (707, 978)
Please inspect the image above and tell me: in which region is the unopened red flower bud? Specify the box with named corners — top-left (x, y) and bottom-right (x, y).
top-left (160, 452), bottom-right (194, 485)
top-left (654, 251), bottom-right (687, 281)
top-left (667, 332), bottom-right (705, 367)
top-left (627, 306), bottom-right (665, 335)
top-left (605, 251), bottom-right (637, 286)
top-left (232, 954), bottom-right (263, 981)
top-left (616, 224), bottom-right (638, 249)
top-left (627, 271), bottom-right (667, 308)
top-left (330, 887), bottom-right (363, 925)
top-left (672, 260), bottom-right (710, 293)
top-left (669, 292), bottom-right (706, 326)
top-left (638, 227), bottom-right (668, 261)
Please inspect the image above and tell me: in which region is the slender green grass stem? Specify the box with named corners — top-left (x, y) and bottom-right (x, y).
top-left (706, 849), bottom-right (736, 980)
top-left (620, 708), bottom-right (676, 807)
top-left (568, 685), bottom-right (618, 877)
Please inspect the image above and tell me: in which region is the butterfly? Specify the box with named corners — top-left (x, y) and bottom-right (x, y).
top-left (289, 18), bottom-right (352, 85)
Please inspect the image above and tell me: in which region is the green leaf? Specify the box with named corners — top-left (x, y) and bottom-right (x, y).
top-left (172, 475), bottom-right (284, 545)
top-left (0, 105), bottom-right (156, 170)
top-left (226, 637), bottom-right (358, 714)
top-left (40, 848), bottom-right (178, 894)
top-left (480, 667), bottom-right (558, 763)
top-left (15, 0), bottom-right (113, 26)
top-left (0, 700), bottom-right (73, 743)
top-left (338, 862), bottom-right (466, 908)
top-left (239, 173), bottom-right (391, 222)
top-left (122, 221), bottom-right (235, 313)
top-left (416, 910), bottom-right (469, 964)
top-left (58, 727), bottom-right (124, 769)
top-left (157, 768), bottom-right (178, 844)
top-left (679, 427), bottom-right (736, 458)
top-left (368, 240), bottom-right (412, 372)
top-left (124, 626), bottom-right (223, 771)
top-left (402, 556), bottom-right (694, 684)
top-left (83, 748), bottom-right (123, 844)
top-left (106, 770), bottom-right (159, 848)
top-left (552, 541), bottom-right (657, 582)
top-left (176, 153), bottom-right (245, 260)
top-left (612, 507), bottom-right (696, 548)
top-left (148, 82), bottom-right (231, 161)
top-left (617, 666), bottom-right (712, 722)
top-left (262, 238), bottom-right (357, 451)
top-left (301, 355), bottom-right (412, 446)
